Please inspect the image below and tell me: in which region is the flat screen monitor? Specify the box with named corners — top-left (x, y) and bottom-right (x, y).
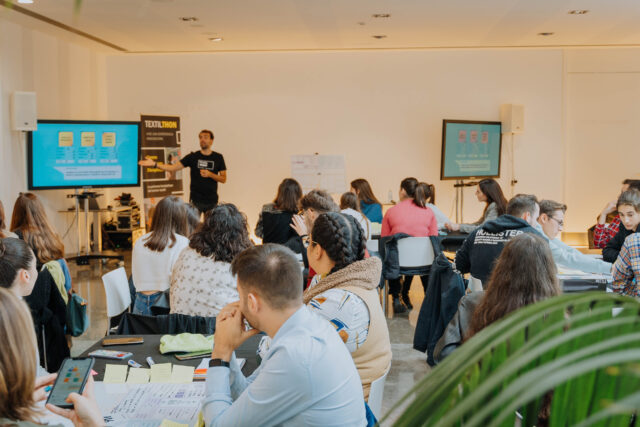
top-left (28, 120), bottom-right (141, 190)
top-left (440, 119), bottom-right (502, 180)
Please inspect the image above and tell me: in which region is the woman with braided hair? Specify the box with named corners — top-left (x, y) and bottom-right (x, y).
top-left (303, 212), bottom-right (391, 400)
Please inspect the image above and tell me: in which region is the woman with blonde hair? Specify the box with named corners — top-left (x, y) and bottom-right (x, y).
top-left (0, 287), bottom-right (102, 426)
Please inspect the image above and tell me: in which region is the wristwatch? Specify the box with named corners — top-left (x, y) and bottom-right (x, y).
top-left (209, 358), bottom-right (230, 368)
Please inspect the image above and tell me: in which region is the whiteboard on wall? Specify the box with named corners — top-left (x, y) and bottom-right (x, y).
top-left (291, 154), bottom-right (346, 194)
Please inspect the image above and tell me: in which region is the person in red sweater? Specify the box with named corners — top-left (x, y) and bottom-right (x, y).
top-left (594, 179), bottom-right (640, 249)
top-left (382, 177), bottom-right (438, 313)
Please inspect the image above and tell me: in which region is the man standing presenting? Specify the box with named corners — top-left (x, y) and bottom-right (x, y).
top-left (139, 129), bottom-right (226, 213)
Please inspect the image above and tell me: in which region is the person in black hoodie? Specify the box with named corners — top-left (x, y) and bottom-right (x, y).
top-left (455, 194), bottom-right (540, 284)
top-left (603, 189), bottom-right (640, 263)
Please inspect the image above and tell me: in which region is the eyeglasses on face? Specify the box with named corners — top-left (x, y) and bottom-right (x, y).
top-left (547, 215), bottom-right (564, 227)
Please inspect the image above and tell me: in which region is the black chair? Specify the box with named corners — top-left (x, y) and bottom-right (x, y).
top-left (116, 312), bottom-right (216, 335)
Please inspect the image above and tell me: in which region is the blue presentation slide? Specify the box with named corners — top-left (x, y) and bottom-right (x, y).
top-left (441, 121), bottom-right (501, 179)
top-left (30, 122), bottom-right (139, 189)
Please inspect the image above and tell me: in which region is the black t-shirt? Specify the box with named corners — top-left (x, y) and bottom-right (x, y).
top-left (180, 150), bottom-right (226, 204)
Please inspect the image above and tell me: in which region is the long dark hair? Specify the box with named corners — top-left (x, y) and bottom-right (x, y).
top-left (0, 238), bottom-right (36, 289)
top-left (10, 193), bottom-right (64, 264)
top-left (400, 177), bottom-right (434, 208)
top-left (350, 179), bottom-right (381, 205)
top-left (184, 203), bottom-right (201, 237)
top-left (273, 178), bottom-right (302, 213)
top-left (189, 203), bottom-right (253, 263)
top-left (145, 196), bottom-right (187, 252)
top-left (478, 179), bottom-right (507, 217)
top-left (310, 212), bottom-right (366, 274)
top-left (468, 233), bottom-right (560, 338)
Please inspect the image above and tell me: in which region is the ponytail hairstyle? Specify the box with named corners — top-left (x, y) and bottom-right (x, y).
top-left (10, 193), bottom-right (64, 264)
top-left (0, 238), bottom-right (36, 289)
top-left (400, 178), bottom-right (434, 208)
top-left (478, 178), bottom-right (508, 217)
top-left (310, 212), bottom-right (366, 274)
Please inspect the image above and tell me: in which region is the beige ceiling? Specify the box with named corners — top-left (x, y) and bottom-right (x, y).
top-left (3, 0), bottom-right (640, 53)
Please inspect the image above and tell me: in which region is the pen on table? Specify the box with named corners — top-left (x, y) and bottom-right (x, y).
top-left (128, 359), bottom-right (142, 368)
top-left (146, 357), bottom-right (155, 367)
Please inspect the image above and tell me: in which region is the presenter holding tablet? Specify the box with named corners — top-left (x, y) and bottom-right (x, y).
top-left (139, 129), bottom-right (227, 213)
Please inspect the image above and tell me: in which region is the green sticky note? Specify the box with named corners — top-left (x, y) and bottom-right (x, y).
top-left (170, 365), bottom-right (195, 384)
top-left (150, 363), bottom-right (173, 383)
top-left (103, 364), bottom-right (128, 384)
top-left (126, 368), bottom-right (150, 384)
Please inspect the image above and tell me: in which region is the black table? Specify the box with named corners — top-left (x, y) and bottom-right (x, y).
top-left (80, 334), bottom-right (262, 380)
top-left (438, 231), bottom-right (469, 253)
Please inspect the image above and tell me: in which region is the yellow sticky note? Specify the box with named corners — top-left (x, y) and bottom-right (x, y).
top-left (126, 368), bottom-right (150, 384)
top-left (170, 365), bottom-right (195, 384)
top-left (160, 420), bottom-right (188, 427)
top-left (103, 364), bottom-right (128, 384)
top-left (58, 132), bottom-right (73, 147)
top-left (102, 132), bottom-right (116, 147)
top-left (81, 132), bottom-right (95, 147)
top-left (150, 363), bottom-right (172, 383)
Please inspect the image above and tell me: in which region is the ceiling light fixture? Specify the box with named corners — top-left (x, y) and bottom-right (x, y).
top-left (17, 0), bottom-right (34, 3)
top-left (372, 35), bottom-right (387, 39)
top-left (568, 10), bottom-right (589, 15)
top-left (537, 32), bottom-right (555, 36)
top-left (372, 14), bottom-right (391, 18)
top-left (208, 37), bottom-right (223, 42)
top-left (357, 22), bottom-right (366, 26)
top-left (179, 17), bottom-right (198, 22)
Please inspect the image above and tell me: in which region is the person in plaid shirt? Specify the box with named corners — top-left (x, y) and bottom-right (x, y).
top-left (612, 233), bottom-right (640, 297)
top-left (594, 180), bottom-right (640, 248)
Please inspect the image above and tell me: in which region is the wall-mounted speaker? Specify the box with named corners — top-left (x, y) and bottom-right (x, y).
top-left (500, 104), bottom-right (524, 134)
top-left (10, 91), bottom-right (37, 131)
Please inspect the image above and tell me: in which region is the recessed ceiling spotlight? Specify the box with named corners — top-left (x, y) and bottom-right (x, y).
top-left (568, 10), bottom-right (589, 15)
top-left (357, 22), bottom-right (366, 26)
top-left (372, 13), bottom-right (391, 18)
top-left (538, 32), bottom-right (555, 36)
top-left (372, 35), bottom-right (387, 39)
top-left (17, 0), bottom-right (34, 3)
top-left (179, 17), bottom-right (198, 22)
top-left (208, 37), bottom-right (223, 42)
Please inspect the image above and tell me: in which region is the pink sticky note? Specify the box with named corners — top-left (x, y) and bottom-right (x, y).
top-left (91, 369), bottom-right (98, 376)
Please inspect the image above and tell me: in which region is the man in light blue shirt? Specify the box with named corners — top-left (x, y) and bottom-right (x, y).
top-left (537, 200), bottom-right (612, 274)
top-left (203, 244), bottom-right (367, 427)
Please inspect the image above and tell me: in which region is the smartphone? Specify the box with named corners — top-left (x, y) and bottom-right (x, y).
top-left (46, 357), bottom-right (95, 409)
top-left (102, 336), bottom-right (144, 346)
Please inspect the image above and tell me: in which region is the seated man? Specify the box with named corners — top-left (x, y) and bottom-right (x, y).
top-left (202, 244), bottom-right (367, 426)
top-left (594, 179), bottom-right (640, 249)
top-left (612, 233), bottom-right (640, 297)
top-left (455, 194), bottom-right (540, 284)
top-left (537, 200), bottom-right (612, 274)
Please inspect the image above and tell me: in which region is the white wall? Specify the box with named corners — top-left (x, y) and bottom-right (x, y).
top-left (565, 49), bottom-right (640, 232)
top-left (106, 49), bottom-right (564, 232)
top-left (0, 20), bottom-right (107, 251)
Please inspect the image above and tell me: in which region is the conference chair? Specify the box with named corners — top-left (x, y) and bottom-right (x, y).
top-left (367, 363), bottom-right (391, 420)
top-left (101, 267), bottom-right (131, 335)
top-left (469, 276), bottom-right (483, 292)
top-left (383, 237), bottom-right (436, 316)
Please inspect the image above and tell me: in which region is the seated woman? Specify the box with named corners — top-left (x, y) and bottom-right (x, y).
top-left (303, 212), bottom-right (391, 400)
top-left (381, 178), bottom-right (438, 313)
top-left (171, 204), bottom-right (252, 317)
top-left (445, 178), bottom-right (507, 233)
top-left (184, 202), bottom-right (202, 237)
top-left (434, 233), bottom-right (561, 363)
top-left (132, 195), bottom-right (189, 315)
top-left (421, 182), bottom-right (451, 231)
top-left (340, 192), bottom-right (372, 240)
top-left (0, 287), bottom-right (103, 427)
top-left (255, 178), bottom-right (302, 246)
top-left (350, 178), bottom-right (383, 223)
top-left (603, 189), bottom-right (640, 263)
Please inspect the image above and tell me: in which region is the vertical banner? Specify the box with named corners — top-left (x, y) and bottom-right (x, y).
top-left (140, 115), bottom-right (184, 224)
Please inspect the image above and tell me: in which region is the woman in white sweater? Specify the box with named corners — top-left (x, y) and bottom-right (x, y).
top-left (132, 196), bottom-right (189, 315)
top-left (170, 203), bottom-right (253, 317)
